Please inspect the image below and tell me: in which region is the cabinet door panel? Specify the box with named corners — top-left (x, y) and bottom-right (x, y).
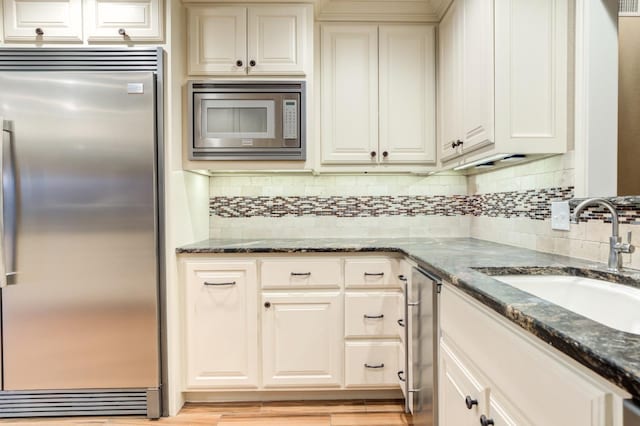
top-left (262, 292), bottom-right (343, 387)
top-left (462, 0), bottom-right (494, 152)
top-left (439, 1), bottom-right (464, 162)
top-left (247, 6), bottom-right (306, 75)
top-left (345, 292), bottom-right (402, 338)
top-left (86, 0), bottom-right (163, 41)
top-left (321, 24), bottom-right (379, 163)
top-left (345, 341), bottom-right (400, 387)
top-left (3, 0), bottom-right (82, 41)
top-left (379, 25), bottom-right (436, 164)
top-left (184, 261), bottom-right (258, 389)
top-left (187, 6), bottom-right (247, 75)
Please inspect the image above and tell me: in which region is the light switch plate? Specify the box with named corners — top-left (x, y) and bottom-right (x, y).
top-left (551, 201), bottom-right (570, 231)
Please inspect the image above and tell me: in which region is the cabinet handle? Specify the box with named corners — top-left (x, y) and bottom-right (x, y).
top-left (364, 272), bottom-right (384, 277)
top-left (397, 319), bottom-right (405, 327)
top-left (364, 363), bottom-right (385, 369)
top-left (363, 314), bottom-right (384, 319)
top-left (264, 301), bottom-right (271, 308)
top-left (398, 274), bottom-right (408, 282)
top-left (480, 415), bottom-right (495, 426)
top-left (290, 272), bottom-right (311, 277)
top-left (118, 28), bottom-right (127, 37)
top-left (397, 371), bottom-right (406, 382)
top-left (465, 396), bottom-right (478, 410)
top-left (236, 60), bottom-right (244, 67)
top-left (35, 28), bottom-right (44, 36)
top-left (370, 151), bottom-right (377, 158)
top-left (249, 60), bottom-right (256, 67)
top-left (204, 281), bottom-right (236, 286)
top-left (458, 140), bottom-right (464, 147)
top-left (382, 151), bottom-right (389, 158)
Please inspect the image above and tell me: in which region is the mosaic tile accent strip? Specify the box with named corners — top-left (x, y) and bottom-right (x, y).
top-left (209, 186), bottom-right (640, 224)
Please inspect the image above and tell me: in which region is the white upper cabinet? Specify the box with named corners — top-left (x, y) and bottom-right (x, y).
top-left (439, 0), bottom-right (569, 166)
top-left (3, 0), bottom-right (83, 42)
top-left (379, 25), bottom-right (436, 163)
top-left (320, 24), bottom-right (379, 163)
top-left (187, 5), bottom-right (309, 76)
top-left (320, 23), bottom-right (436, 166)
top-left (85, 0), bottom-right (163, 42)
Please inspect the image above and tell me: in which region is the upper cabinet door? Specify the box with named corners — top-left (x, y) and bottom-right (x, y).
top-left (187, 6), bottom-right (247, 76)
top-left (462, 0), bottom-right (494, 152)
top-left (379, 25), bottom-right (436, 164)
top-left (247, 5), bottom-right (307, 75)
top-left (438, 1), bottom-right (463, 161)
top-left (321, 24), bottom-right (379, 164)
top-left (85, 0), bottom-right (163, 42)
top-left (3, 0), bottom-right (82, 42)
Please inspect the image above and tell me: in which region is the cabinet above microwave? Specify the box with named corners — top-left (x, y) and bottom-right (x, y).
top-left (187, 81), bottom-right (306, 161)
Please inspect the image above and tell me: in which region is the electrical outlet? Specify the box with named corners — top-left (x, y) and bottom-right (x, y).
top-left (551, 201), bottom-right (570, 231)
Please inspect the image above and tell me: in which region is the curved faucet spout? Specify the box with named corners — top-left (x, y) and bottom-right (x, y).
top-left (571, 198), bottom-right (619, 237)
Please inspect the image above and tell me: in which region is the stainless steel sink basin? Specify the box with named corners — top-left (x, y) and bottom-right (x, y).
top-left (476, 268), bottom-right (640, 335)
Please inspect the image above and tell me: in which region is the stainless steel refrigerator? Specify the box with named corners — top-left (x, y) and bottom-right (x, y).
top-left (0, 48), bottom-right (163, 418)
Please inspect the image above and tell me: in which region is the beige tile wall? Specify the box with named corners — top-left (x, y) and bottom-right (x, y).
top-left (468, 152), bottom-right (640, 270)
top-left (209, 174), bottom-right (469, 239)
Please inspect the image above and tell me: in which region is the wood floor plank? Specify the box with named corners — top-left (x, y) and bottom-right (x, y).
top-left (218, 414), bottom-right (331, 425)
top-left (259, 400), bottom-right (367, 415)
top-left (330, 412), bottom-right (410, 425)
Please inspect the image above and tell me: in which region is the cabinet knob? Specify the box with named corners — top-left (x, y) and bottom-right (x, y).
top-left (118, 28), bottom-right (127, 37)
top-left (35, 27), bottom-right (44, 36)
top-left (480, 415), bottom-right (495, 426)
top-left (236, 60), bottom-right (244, 67)
top-left (264, 301), bottom-right (271, 308)
top-left (370, 151), bottom-right (377, 158)
top-left (382, 151), bottom-right (389, 158)
top-left (465, 396), bottom-right (478, 410)
top-left (249, 60), bottom-right (256, 67)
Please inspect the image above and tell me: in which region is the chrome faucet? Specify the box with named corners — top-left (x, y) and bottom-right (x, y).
top-left (570, 198), bottom-right (635, 272)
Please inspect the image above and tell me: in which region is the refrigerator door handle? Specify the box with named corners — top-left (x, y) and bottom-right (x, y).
top-left (1, 118), bottom-right (17, 286)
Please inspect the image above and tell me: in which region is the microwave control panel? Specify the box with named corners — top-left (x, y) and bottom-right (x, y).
top-left (283, 100), bottom-right (298, 139)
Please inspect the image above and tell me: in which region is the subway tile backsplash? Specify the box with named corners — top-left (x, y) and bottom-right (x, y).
top-left (208, 153), bottom-right (640, 270)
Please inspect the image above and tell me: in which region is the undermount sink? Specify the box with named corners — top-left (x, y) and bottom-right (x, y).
top-left (490, 274), bottom-right (640, 334)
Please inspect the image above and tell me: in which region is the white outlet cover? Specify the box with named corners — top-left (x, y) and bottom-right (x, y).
top-left (551, 201), bottom-right (571, 231)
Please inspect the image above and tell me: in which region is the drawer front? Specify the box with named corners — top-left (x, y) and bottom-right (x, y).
top-left (345, 341), bottom-right (400, 387)
top-left (345, 292), bottom-right (403, 338)
top-left (345, 258), bottom-right (402, 288)
top-left (261, 258), bottom-right (342, 289)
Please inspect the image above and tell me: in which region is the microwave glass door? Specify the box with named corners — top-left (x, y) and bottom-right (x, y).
top-left (202, 99), bottom-right (275, 140)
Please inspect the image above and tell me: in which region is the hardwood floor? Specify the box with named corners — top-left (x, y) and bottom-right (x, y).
top-left (0, 400), bottom-right (415, 425)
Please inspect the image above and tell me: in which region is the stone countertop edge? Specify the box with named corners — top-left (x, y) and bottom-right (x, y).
top-left (176, 237), bottom-right (640, 400)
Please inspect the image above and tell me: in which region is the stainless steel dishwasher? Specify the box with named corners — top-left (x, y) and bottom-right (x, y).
top-left (625, 400), bottom-right (640, 426)
top-left (402, 267), bottom-right (440, 426)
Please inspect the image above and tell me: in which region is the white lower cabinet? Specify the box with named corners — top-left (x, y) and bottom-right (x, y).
top-left (261, 292), bottom-right (343, 387)
top-left (183, 260), bottom-right (258, 389)
top-left (440, 284), bottom-right (627, 426)
top-left (345, 341), bottom-right (400, 387)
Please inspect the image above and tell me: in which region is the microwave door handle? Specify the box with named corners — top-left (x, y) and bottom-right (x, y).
top-left (1, 119), bottom-right (17, 286)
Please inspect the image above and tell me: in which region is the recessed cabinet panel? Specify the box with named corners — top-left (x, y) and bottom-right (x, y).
top-left (344, 257), bottom-right (402, 288)
top-left (86, 0), bottom-right (163, 41)
top-left (187, 6), bottom-right (247, 76)
top-left (3, 0), bottom-right (83, 41)
top-left (247, 6), bottom-right (306, 75)
top-left (261, 258), bottom-right (342, 289)
top-left (379, 25), bottom-right (436, 164)
top-left (345, 292), bottom-right (403, 338)
top-left (321, 24), bottom-right (379, 163)
top-left (462, 0), bottom-right (495, 152)
top-left (184, 261), bottom-right (258, 389)
top-left (262, 292), bottom-right (343, 387)
top-left (345, 341), bottom-right (400, 387)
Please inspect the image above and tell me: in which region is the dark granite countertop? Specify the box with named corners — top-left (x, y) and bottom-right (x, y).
top-left (177, 237), bottom-right (640, 399)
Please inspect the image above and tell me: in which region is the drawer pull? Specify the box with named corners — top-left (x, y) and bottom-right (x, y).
top-left (465, 396), bottom-right (478, 410)
top-left (204, 281), bottom-right (236, 286)
top-left (364, 272), bottom-right (385, 277)
top-left (480, 415), bottom-right (495, 426)
top-left (397, 319), bottom-right (405, 327)
top-left (397, 371), bottom-right (406, 382)
top-left (290, 272), bottom-right (311, 277)
top-left (364, 363), bottom-right (385, 369)
top-left (363, 314), bottom-right (384, 319)
top-left (398, 274), bottom-right (408, 282)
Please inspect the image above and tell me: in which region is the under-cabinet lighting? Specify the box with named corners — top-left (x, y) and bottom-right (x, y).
top-left (453, 154), bottom-right (511, 171)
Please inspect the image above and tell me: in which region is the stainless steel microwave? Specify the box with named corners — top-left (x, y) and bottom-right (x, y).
top-left (188, 81), bottom-right (306, 160)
